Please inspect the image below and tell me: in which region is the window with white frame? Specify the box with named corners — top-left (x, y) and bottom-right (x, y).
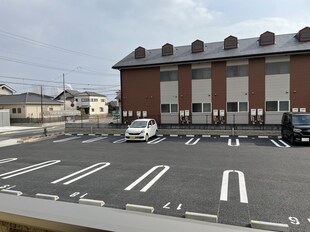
top-left (160, 71), bottom-right (178, 82)
top-left (192, 103), bottom-right (211, 112)
top-left (161, 104), bottom-right (178, 113)
top-left (227, 102), bottom-right (248, 112)
top-left (227, 65), bottom-right (248, 77)
top-left (192, 68), bottom-right (211, 80)
top-left (265, 62), bottom-right (290, 75)
top-left (266, 101), bottom-right (289, 112)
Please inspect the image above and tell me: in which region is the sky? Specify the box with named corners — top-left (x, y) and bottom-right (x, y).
top-left (0, 0), bottom-right (309, 101)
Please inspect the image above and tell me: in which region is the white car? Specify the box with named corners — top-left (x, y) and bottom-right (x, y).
top-left (125, 119), bottom-right (158, 141)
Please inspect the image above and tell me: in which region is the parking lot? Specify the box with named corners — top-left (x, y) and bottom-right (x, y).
top-left (0, 133), bottom-right (310, 231)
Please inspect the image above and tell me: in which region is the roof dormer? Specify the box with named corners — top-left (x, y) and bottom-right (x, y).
top-left (191, 39), bottom-right (204, 53)
top-left (259, 31), bottom-right (275, 46)
top-left (134, 46), bottom-right (146, 59)
top-left (162, 43), bottom-right (175, 56)
top-left (296, 27), bottom-right (310, 42)
top-left (224, 36), bottom-right (238, 50)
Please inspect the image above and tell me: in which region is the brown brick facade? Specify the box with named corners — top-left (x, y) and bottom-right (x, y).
top-left (178, 64), bottom-right (192, 123)
top-left (290, 54), bottom-right (310, 111)
top-left (121, 67), bottom-right (160, 123)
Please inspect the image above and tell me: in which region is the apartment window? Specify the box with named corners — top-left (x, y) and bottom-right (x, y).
top-left (161, 104), bottom-right (178, 113)
top-left (266, 101), bottom-right (289, 112)
top-left (192, 68), bottom-right (211, 80)
top-left (75, 99), bottom-right (78, 102)
top-left (100, 107), bottom-right (104, 112)
top-left (171, 104), bottom-right (178, 113)
top-left (265, 62), bottom-right (290, 75)
top-left (101, 99), bottom-right (105, 102)
top-left (49, 107), bottom-right (53, 111)
top-left (160, 71), bottom-right (178, 82)
top-left (192, 103), bottom-right (211, 113)
top-left (12, 108), bottom-right (16, 114)
top-left (91, 108), bottom-right (95, 112)
top-left (227, 102), bottom-right (248, 112)
top-left (224, 36), bottom-right (238, 49)
top-left (203, 103), bottom-right (211, 112)
top-left (259, 31), bottom-right (275, 46)
top-left (93, 98), bottom-right (98, 102)
top-left (161, 104), bottom-right (170, 113)
top-left (192, 103), bottom-right (202, 112)
top-left (227, 102), bottom-right (238, 112)
top-left (17, 108), bottom-right (21, 114)
top-left (227, 65), bottom-right (248, 77)
top-left (81, 98), bottom-right (89, 102)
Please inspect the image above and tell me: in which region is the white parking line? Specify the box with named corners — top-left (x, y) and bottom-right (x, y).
top-left (170, 135), bottom-right (178, 137)
top-left (186, 135), bottom-right (195, 137)
top-left (53, 136), bottom-right (80, 143)
top-left (279, 140), bottom-right (291, 148)
top-left (228, 139), bottom-right (240, 147)
top-left (82, 137), bottom-right (107, 144)
top-left (113, 134), bottom-right (121, 136)
top-left (0, 139), bottom-right (20, 148)
top-left (202, 135), bottom-right (211, 138)
top-left (220, 170), bottom-right (248, 204)
top-left (113, 138), bottom-right (126, 144)
top-left (0, 158), bottom-right (17, 164)
top-left (238, 135), bottom-right (248, 138)
top-left (51, 162), bottom-right (110, 185)
top-left (125, 165), bottom-right (170, 192)
top-left (185, 138), bottom-right (200, 145)
top-left (270, 139), bottom-right (282, 147)
top-left (220, 135), bottom-right (229, 138)
top-left (258, 136), bottom-right (269, 139)
top-left (0, 160), bottom-right (61, 179)
top-left (147, 137), bottom-right (167, 144)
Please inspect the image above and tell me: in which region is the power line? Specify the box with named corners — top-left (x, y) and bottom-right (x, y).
top-left (0, 74), bottom-right (119, 88)
top-left (0, 55), bottom-right (118, 76)
top-left (0, 28), bottom-right (117, 62)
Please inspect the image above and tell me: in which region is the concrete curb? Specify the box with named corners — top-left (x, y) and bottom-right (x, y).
top-left (35, 193), bottom-right (59, 201)
top-left (251, 220), bottom-right (289, 232)
top-left (79, 198), bottom-right (105, 207)
top-left (1, 189), bottom-right (23, 196)
top-left (185, 211), bottom-right (218, 223)
top-left (21, 132), bottom-right (64, 143)
top-left (125, 204), bottom-right (154, 213)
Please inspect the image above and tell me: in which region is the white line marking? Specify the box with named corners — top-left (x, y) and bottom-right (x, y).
top-left (258, 136), bottom-right (269, 139)
top-left (220, 135), bottom-right (229, 138)
top-left (279, 140), bottom-right (290, 148)
top-left (270, 139), bottom-right (282, 147)
top-left (0, 158), bottom-right (17, 164)
top-left (0, 160), bottom-right (61, 179)
top-left (177, 204), bottom-right (182, 210)
top-left (113, 134), bottom-right (121, 136)
top-left (65, 133), bottom-right (72, 136)
top-left (113, 138), bottom-right (126, 144)
top-left (147, 137), bottom-right (166, 144)
top-left (89, 134), bottom-right (95, 136)
top-left (51, 162), bottom-right (110, 185)
top-left (0, 139), bottom-right (20, 148)
top-left (202, 135), bottom-right (211, 138)
top-left (220, 170), bottom-right (248, 204)
top-left (53, 136), bottom-right (80, 143)
top-left (163, 202), bottom-right (170, 209)
top-left (101, 134), bottom-right (108, 136)
top-left (77, 133), bottom-right (83, 136)
top-left (82, 137), bottom-right (107, 144)
top-left (125, 165), bottom-right (170, 192)
top-left (238, 135), bottom-right (248, 138)
top-left (170, 135), bottom-right (178, 137)
top-left (186, 135), bottom-right (194, 137)
top-left (157, 134), bottom-right (164, 137)
top-left (185, 138), bottom-right (200, 145)
top-left (228, 139), bottom-right (240, 146)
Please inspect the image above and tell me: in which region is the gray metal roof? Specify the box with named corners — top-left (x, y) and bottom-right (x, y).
top-left (0, 92), bottom-right (63, 105)
top-left (54, 89), bottom-right (81, 100)
top-left (112, 33), bottom-right (310, 69)
top-left (77, 91), bottom-right (107, 97)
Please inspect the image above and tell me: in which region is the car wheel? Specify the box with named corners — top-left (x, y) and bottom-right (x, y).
top-left (145, 134), bottom-right (149, 142)
top-left (290, 135), bottom-right (295, 145)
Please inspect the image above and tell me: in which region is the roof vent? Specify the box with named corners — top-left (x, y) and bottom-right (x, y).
top-left (191, 39), bottom-right (204, 53)
top-left (135, 46), bottom-right (146, 59)
top-left (296, 27), bottom-right (310, 42)
top-left (259, 31), bottom-right (275, 46)
top-left (162, 43), bottom-right (175, 56)
top-left (224, 36), bottom-right (238, 50)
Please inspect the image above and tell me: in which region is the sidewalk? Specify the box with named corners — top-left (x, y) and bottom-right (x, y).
top-left (0, 122), bottom-right (65, 134)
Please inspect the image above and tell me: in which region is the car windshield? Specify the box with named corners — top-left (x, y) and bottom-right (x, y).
top-left (292, 115), bottom-right (310, 125)
top-left (130, 121), bottom-right (147, 128)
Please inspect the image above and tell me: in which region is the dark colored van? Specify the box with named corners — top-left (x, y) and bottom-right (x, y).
top-left (281, 112), bottom-right (310, 144)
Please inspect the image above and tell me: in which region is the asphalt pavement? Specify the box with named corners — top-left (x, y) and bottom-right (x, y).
top-left (0, 133), bottom-right (309, 231)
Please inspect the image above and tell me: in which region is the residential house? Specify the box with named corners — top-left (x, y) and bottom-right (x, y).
top-left (76, 91), bottom-right (108, 116)
top-left (0, 92), bottom-right (63, 123)
top-left (0, 84), bottom-right (15, 95)
top-left (54, 89), bottom-right (81, 111)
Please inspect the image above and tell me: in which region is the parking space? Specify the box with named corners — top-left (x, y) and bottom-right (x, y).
top-left (0, 134), bottom-right (309, 231)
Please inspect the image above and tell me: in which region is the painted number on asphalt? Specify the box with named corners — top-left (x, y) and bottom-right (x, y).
top-left (163, 202), bottom-right (182, 210)
top-left (0, 184), bottom-right (16, 190)
top-left (70, 192), bottom-right (89, 198)
top-left (289, 217), bottom-right (300, 225)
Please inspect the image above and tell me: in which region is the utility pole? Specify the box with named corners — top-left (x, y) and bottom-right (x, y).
top-left (40, 85), bottom-right (44, 125)
top-left (63, 73), bottom-right (66, 111)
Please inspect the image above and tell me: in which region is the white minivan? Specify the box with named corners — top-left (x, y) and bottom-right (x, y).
top-left (125, 119), bottom-right (158, 141)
